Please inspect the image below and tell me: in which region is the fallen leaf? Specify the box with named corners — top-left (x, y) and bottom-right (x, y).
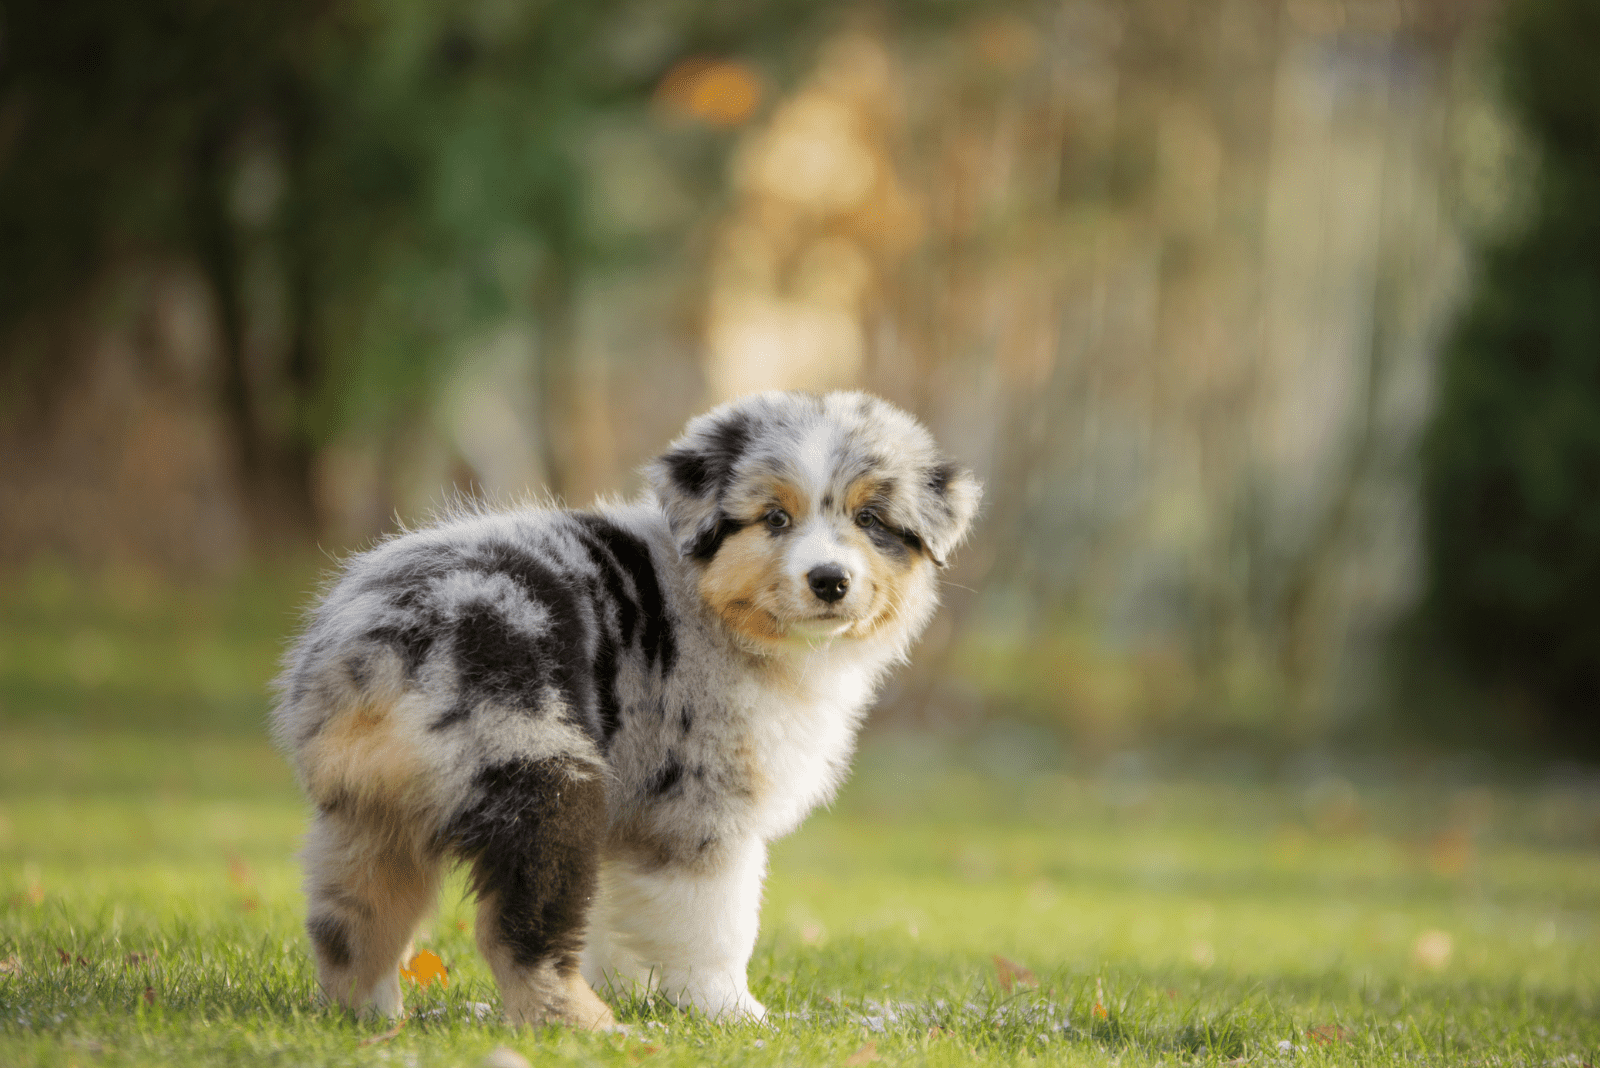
top-left (56, 947), bottom-right (90, 967)
top-left (926, 1026), bottom-right (944, 1040)
top-left (227, 856), bottom-right (254, 887)
top-left (143, 986), bottom-right (156, 1006)
top-left (400, 949), bottom-right (448, 988)
top-left (993, 954), bottom-right (1037, 992)
top-left (1308, 1024), bottom-right (1352, 1045)
top-left (844, 1040), bottom-right (880, 1065)
top-left (0, 956), bottom-right (21, 975)
top-left (125, 951), bottom-right (159, 967)
top-left (1092, 1002), bottom-right (1109, 1020)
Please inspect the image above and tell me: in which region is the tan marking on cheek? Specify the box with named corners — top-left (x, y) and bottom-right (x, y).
top-left (699, 525), bottom-right (787, 641)
top-left (853, 555), bottom-right (931, 638)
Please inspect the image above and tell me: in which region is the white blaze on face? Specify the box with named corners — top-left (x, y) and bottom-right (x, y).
top-left (784, 420), bottom-right (865, 634)
top-left (786, 516), bottom-right (865, 591)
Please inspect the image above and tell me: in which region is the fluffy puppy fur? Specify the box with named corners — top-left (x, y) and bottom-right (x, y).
top-left (271, 390), bottom-right (981, 1028)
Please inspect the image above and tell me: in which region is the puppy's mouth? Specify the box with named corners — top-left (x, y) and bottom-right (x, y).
top-left (783, 614), bottom-right (857, 641)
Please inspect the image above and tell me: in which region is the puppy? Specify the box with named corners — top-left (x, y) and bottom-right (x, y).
top-left (271, 390), bottom-right (980, 1027)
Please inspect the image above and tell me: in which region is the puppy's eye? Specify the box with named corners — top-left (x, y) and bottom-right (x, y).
top-left (855, 509), bottom-right (879, 529)
top-left (765, 509), bottom-right (791, 530)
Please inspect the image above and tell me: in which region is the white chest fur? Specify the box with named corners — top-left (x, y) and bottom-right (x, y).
top-left (737, 648), bottom-right (881, 842)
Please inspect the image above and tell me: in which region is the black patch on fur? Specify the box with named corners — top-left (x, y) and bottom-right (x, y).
top-left (822, 493), bottom-right (834, 509)
top-left (344, 654), bottom-right (371, 688)
top-left (449, 758), bottom-right (606, 970)
top-left (864, 519), bottom-right (913, 563)
top-left (680, 705), bottom-right (692, 733)
top-left (663, 412), bottom-right (753, 496)
top-left (664, 450), bottom-right (715, 497)
top-left (929, 461), bottom-right (956, 496)
top-left (647, 751), bottom-right (684, 796)
top-left (364, 621), bottom-right (436, 677)
top-left (572, 514), bottom-right (677, 675)
top-left (430, 541), bottom-right (595, 737)
top-left (307, 914), bottom-right (351, 969)
top-left (687, 513), bottom-right (743, 562)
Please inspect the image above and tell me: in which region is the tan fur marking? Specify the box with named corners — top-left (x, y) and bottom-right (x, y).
top-left (304, 815), bottom-right (442, 1019)
top-left (844, 477), bottom-right (887, 514)
top-left (841, 523), bottom-right (926, 639)
top-left (700, 526), bottom-right (788, 643)
top-left (301, 693), bottom-right (429, 811)
top-left (770, 481), bottom-right (806, 520)
top-left (475, 892), bottom-right (617, 1029)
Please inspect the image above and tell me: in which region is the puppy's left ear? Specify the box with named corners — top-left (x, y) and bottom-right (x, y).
top-left (912, 460), bottom-right (982, 568)
top-left (645, 408), bottom-right (754, 560)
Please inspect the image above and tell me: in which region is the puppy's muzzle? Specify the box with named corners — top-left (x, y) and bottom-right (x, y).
top-left (807, 565), bottom-right (850, 604)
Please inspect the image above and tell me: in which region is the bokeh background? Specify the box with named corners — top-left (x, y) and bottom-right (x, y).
top-left (3, 0), bottom-right (1599, 766)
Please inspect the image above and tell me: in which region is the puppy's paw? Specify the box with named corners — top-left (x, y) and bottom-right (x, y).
top-left (502, 973), bottom-right (616, 1031)
top-left (718, 993), bottom-right (767, 1023)
top-left (675, 982), bottom-right (766, 1023)
top-left (561, 974), bottom-right (618, 1031)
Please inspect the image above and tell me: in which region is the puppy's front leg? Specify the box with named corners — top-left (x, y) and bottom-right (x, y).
top-left (584, 835), bottom-right (768, 1021)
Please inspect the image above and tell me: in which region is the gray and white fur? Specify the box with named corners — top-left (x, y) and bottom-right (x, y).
top-left (271, 390), bottom-right (981, 1027)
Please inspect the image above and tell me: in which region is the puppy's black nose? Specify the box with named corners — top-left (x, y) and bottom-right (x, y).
top-left (807, 565), bottom-right (850, 603)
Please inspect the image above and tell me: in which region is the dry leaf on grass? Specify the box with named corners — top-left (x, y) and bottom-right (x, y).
top-left (1092, 975), bottom-right (1109, 1019)
top-left (399, 949), bottom-right (448, 987)
top-left (143, 986), bottom-right (156, 1006)
top-left (844, 1040), bottom-right (880, 1065)
top-left (993, 954), bottom-right (1037, 992)
top-left (227, 856), bottom-right (255, 887)
top-left (1308, 1024), bottom-right (1353, 1044)
top-left (124, 951), bottom-right (158, 967)
top-left (56, 948), bottom-right (90, 967)
top-left (9, 884), bottom-right (44, 907)
top-left (0, 956), bottom-right (22, 976)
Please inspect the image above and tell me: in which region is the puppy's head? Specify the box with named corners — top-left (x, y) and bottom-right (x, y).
top-left (647, 391), bottom-right (981, 647)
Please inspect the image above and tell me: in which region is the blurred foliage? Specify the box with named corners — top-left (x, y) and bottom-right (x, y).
top-left (0, 0), bottom-right (881, 529)
top-left (1419, 0), bottom-right (1600, 756)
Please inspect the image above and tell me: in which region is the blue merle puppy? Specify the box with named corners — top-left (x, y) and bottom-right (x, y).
top-left (272, 390), bottom-right (981, 1028)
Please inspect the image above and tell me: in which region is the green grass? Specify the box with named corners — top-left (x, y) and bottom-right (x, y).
top-left (2, 567), bottom-right (1599, 1065)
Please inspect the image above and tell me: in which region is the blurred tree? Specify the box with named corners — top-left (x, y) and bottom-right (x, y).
top-left (1420, 0), bottom-right (1600, 754)
top-left (0, 0), bottom-right (856, 542)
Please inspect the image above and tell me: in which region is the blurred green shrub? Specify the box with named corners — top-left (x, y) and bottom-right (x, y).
top-left (1419, 0), bottom-right (1600, 756)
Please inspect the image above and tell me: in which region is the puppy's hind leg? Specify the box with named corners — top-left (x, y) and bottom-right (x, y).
top-left (303, 813), bottom-right (441, 1019)
top-left (451, 757), bottom-right (616, 1030)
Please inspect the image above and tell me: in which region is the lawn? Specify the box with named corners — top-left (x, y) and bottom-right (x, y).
top-left (2, 567), bottom-right (1598, 1066)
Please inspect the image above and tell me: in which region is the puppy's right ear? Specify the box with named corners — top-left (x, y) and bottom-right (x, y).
top-left (645, 408), bottom-right (754, 560)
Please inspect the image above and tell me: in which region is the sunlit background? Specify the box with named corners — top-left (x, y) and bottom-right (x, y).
top-left (2, 0), bottom-right (1597, 765)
